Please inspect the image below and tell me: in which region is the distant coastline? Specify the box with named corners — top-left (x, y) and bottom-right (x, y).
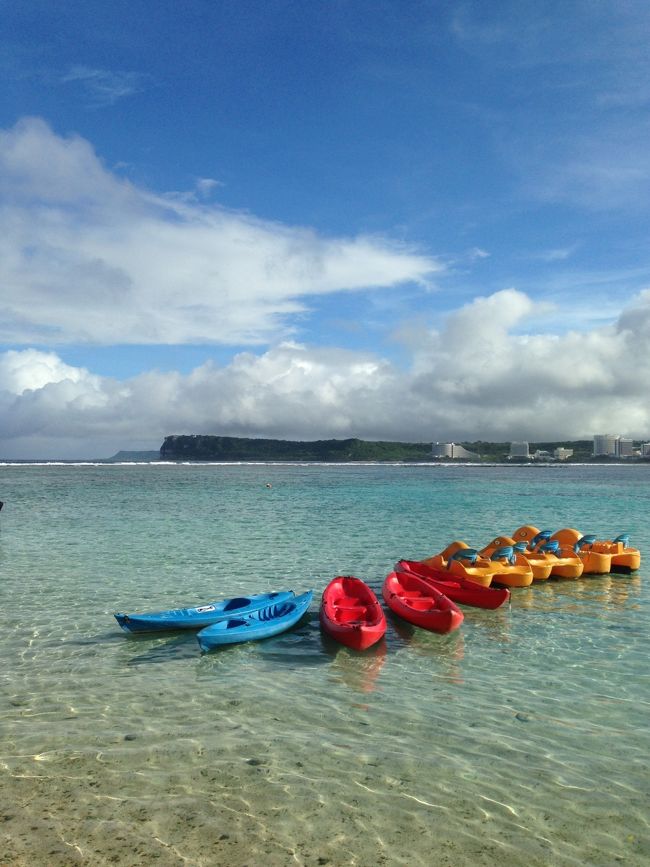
top-left (4, 438), bottom-right (650, 464)
top-left (153, 434), bottom-right (647, 464)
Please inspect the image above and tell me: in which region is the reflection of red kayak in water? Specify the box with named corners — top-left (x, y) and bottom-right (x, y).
top-left (395, 560), bottom-right (510, 609)
top-left (328, 638), bottom-right (387, 694)
top-left (382, 571), bottom-right (464, 634)
top-left (320, 576), bottom-right (386, 651)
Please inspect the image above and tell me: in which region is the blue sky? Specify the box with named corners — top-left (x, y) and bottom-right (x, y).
top-left (2, 1), bottom-right (650, 457)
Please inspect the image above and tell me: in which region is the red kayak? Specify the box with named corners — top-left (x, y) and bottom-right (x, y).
top-left (395, 559), bottom-right (510, 609)
top-left (320, 576), bottom-right (387, 651)
top-left (382, 571), bottom-right (464, 634)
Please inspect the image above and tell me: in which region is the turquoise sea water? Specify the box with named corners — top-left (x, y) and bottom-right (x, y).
top-left (0, 462), bottom-right (648, 866)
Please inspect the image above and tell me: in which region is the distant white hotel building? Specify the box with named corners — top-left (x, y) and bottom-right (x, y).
top-left (618, 437), bottom-right (634, 457)
top-left (432, 442), bottom-right (479, 460)
top-left (593, 435), bottom-right (635, 457)
top-left (509, 441), bottom-right (530, 459)
top-left (510, 442), bottom-right (572, 461)
top-left (593, 434), bottom-right (618, 456)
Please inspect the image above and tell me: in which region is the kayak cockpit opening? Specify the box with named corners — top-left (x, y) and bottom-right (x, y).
top-left (223, 597), bottom-right (252, 611)
top-left (226, 618), bottom-right (248, 629)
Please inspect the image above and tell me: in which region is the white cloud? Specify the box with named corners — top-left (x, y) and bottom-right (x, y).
top-left (535, 246), bottom-right (577, 262)
top-left (195, 177), bottom-right (224, 199)
top-left (60, 66), bottom-right (152, 105)
top-left (0, 117), bottom-right (441, 347)
top-left (0, 348), bottom-right (98, 393)
top-left (2, 288), bottom-right (650, 458)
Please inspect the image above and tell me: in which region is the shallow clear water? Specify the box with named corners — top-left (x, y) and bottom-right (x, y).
top-left (0, 463), bottom-right (648, 866)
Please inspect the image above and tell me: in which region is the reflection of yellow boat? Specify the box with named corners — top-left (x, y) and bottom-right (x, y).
top-left (481, 535), bottom-right (553, 581)
top-left (511, 526), bottom-right (584, 579)
top-left (422, 541), bottom-right (533, 588)
top-left (549, 528), bottom-right (612, 574)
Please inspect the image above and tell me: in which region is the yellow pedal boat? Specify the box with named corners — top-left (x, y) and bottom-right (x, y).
top-left (481, 535), bottom-right (553, 581)
top-left (511, 526), bottom-right (584, 579)
top-left (422, 541), bottom-right (533, 588)
top-left (549, 528), bottom-right (612, 574)
top-left (421, 542), bottom-right (493, 587)
top-left (551, 528), bottom-right (640, 574)
top-left (591, 533), bottom-right (640, 573)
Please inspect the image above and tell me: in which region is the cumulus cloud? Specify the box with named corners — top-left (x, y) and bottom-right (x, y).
top-left (0, 348), bottom-right (97, 393)
top-left (2, 288), bottom-right (650, 458)
top-left (0, 117), bottom-right (441, 347)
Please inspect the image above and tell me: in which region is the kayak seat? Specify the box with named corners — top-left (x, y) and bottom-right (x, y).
top-left (406, 598), bottom-right (436, 611)
top-left (334, 604), bottom-right (368, 612)
top-left (226, 618), bottom-right (248, 629)
top-left (336, 608), bottom-right (371, 625)
top-left (222, 597), bottom-right (252, 612)
top-left (336, 596), bottom-right (364, 607)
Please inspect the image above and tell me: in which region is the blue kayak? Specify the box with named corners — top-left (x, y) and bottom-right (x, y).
top-left (197, 590), bottom-right (313, 651)
top-left (114, 590), bottom-right (296, 633)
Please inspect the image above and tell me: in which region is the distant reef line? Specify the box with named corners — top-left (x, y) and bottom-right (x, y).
top-left (154, 435), bottom-right (598, 463)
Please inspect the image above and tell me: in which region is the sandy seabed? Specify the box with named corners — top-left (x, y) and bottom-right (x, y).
top-left (2, 739), bottom-right (648, 867)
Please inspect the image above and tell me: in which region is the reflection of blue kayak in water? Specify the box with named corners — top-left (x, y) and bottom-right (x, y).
top-left (197, 591), bottom-right (314, 651)
top-left (114, 590), bottom-right (296, 633)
